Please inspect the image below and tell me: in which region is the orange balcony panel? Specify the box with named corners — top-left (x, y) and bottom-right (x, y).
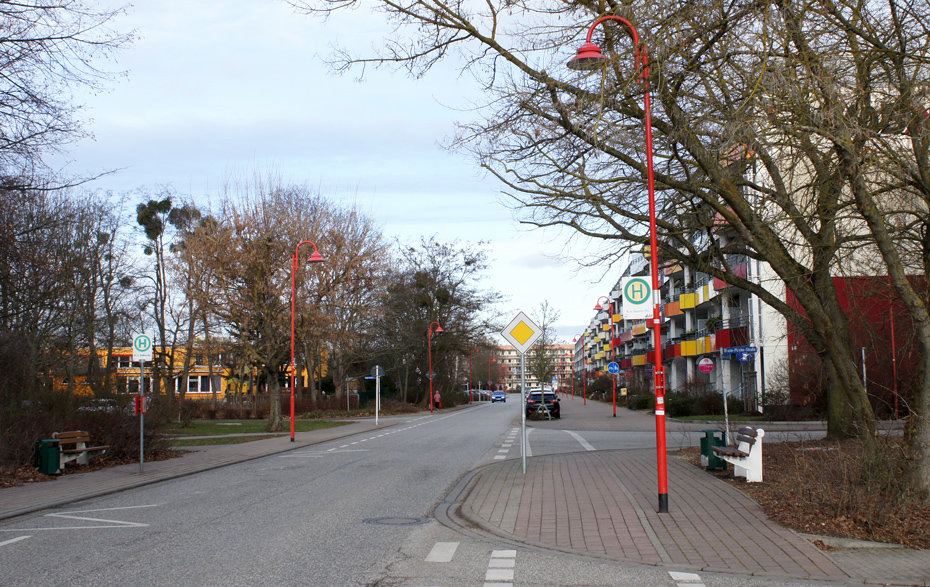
top-left (665, 300), bottom-right (682, 316)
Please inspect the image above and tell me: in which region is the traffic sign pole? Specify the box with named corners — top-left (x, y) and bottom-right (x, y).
top-left (132, 334), bottom-right (153, 475)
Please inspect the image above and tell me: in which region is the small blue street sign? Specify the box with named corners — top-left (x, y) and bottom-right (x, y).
top-left (607, 362), bottom-right (620, 374)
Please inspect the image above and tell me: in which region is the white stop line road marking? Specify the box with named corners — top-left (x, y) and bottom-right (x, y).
top-left (425, 541), bottom-right (459, 562)
top-left (0, 505), bottom-right (156, 532)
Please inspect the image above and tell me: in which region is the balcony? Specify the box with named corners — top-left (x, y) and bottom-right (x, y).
top-left (713, 262), bottom-right (747, 290)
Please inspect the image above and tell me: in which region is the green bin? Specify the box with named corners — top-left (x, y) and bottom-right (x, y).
top-left (34, 439), bottom-right (61, 475)
top-left (700, 429), bottom-right (727, 471)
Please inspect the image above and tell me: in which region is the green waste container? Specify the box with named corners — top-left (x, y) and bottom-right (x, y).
top-left (34, 439), bottom-right (61, 475)
top-left (700, 429), bottom-right (727, 471)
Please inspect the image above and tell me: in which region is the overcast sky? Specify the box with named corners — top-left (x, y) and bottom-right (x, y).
top-left (52, 0), bottom-right (620, 340)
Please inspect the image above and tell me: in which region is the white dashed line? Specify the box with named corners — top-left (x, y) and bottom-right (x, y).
top-left (425, 541), bottom-right (459, 562)
top-left (0, 536), bottom-right (30, 547)
top-left (669, 571), bottom-right (705, 586)
top-left (484, 549), bottom-right (516, 586)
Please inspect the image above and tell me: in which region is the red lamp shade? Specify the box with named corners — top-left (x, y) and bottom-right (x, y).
top-left (307, 250), bottom-right (325, 263)
top-left (567, 42), bottom-right (608, 70)
top-left (435, 325), bottom-right (444, 334)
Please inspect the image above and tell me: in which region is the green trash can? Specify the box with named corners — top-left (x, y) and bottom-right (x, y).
top-left (34, 439), bottom-right (61, 475)
top-left (700, 429), bottom-right (727, 471)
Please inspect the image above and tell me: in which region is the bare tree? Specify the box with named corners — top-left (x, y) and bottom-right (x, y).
top-left (298, 0), bottom-right (930, 492)
top-left (527, 300), bottom-right (562, 388)
top-left (0, 1), bottom-right (133, 181)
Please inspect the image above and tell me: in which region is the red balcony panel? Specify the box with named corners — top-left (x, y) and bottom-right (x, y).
top-left (714, 263), bottom-right (747, 291)
top-left (612, 338), bottom-right (622, 347)
top-left (664, 344), bottom-right (681, 359)
top-left (620, 359), bottom-right (632, 369)
top-left (716, 325), bottom-right (748, 348)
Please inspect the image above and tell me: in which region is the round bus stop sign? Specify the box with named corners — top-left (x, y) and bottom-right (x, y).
top-left (698, 358), bottom-right (714, 373)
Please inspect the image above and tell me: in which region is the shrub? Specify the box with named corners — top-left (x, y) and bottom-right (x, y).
top-left (665, 393), bottom-right (695, 418)
top-left (630, 395), bottom-right (653, 410)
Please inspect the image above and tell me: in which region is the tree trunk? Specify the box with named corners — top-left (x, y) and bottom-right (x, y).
top-left (267, 366), bottom-right (283, 432)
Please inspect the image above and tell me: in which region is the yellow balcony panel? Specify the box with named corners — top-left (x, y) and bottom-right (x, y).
top-left (632, 354), bottom-right (647, 366)
top-left (612, 314), bottom-right (621, 322)
top-left (632, 323), bottom-right (648, 335)
top-left (602, 323), bottom-right (611, 331)
top-left (680, 293), bottom-right (696, 309)
top-left (681, 340), bottom-right (698, 356)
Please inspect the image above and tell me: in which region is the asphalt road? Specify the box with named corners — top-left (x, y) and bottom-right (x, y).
top-left (0, 396), bottom-right (835, 587)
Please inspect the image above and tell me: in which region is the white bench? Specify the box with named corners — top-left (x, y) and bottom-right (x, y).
top-left (53, 431), bottom-right (109, 469)
top-left (712, 426), bottom-right (764, 482)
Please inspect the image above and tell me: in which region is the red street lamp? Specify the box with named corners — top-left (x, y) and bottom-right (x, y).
top-left (595, 295), bottom-right (618, 418)
top-left (573, 335), bottom-right (587, 405)
top-left (290, 241), bottom-right (325, 442)
top-left (489, 355), bottom-right (497, 391)
top-left (569, 15), bottom-right (668, 513)
top-left (428, 322), bottom-right (443, 412)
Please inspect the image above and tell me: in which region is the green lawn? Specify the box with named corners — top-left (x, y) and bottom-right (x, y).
top-left (167, 420), bottom-right (352, 436)
top-left (673, 414), bottom-right (766, 422)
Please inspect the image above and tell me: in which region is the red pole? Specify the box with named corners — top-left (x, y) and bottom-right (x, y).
top-left (428, 322), bottom-right (442, 412)
top-left (290, 241), bottom-right (324, 442)
top-left (891, 307), bottom-right (899, 419)
top-left (573, 16), bottom-right (667, 512)
top-left (469, 352), bottom-right (473, 404)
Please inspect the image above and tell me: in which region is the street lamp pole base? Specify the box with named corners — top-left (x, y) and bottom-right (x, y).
top-left (290, 438), bottom-right (295, 442)
top-left (658, 493), bottom-right (668, 513)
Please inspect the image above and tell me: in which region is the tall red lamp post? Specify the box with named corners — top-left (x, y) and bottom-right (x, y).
top-left (573, 334), bottom-right (587, 405)
top-left (568, 15), bottom-right (667, 512)
top-left (595, 295), bottom-right (618, 417)
top-left (290, 241), bottom-right (325, 442)
top-left (428, 322), bottom-right (443, 412)
top-left (489, 356), bottom-right (497, 391)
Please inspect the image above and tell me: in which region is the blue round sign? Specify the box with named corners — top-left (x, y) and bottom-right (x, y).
top-left (607, 362), bottom-right (620, 374)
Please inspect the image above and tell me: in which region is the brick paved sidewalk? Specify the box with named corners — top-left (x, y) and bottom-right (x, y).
top-left (459, 399), bottom-right (930, 585)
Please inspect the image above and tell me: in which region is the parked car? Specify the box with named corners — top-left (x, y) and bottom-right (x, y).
top-left (525, 389), bottom-right (560, 419)
top-left (491, 391), bottom-right (506, 403)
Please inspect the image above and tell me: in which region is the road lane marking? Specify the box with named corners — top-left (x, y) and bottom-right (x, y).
top-left (425, 541), bottom-right (459, 562)
top-left (491, 550), bottom-right (516, 557)
top-left (564, 430), bottom-right (596, 451)
top-left (669, 571), bottom-right (705, 586)
top-left (0, 536), bottom-right (30, 547)
top-left (485, 548), bottom-right (516, 585)
top-left (493, 455), bottom-right (506, 460)
top-left (485, 568), bottom-right (514, 581)
top-left (2, 505), bottom-right (156, 532)
top-left (279, 449), bottom-right (369, 458)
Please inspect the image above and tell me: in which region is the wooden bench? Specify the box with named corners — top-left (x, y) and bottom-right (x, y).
top-left (712, 426), bottom-right (764, 482)
top-left (52, 431), bottom-right (109, 470)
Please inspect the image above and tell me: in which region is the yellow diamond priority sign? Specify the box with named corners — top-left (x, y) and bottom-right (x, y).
top-left (500, 311), bottom-right (542, 354)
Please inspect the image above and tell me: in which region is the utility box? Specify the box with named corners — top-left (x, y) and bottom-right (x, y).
top-left (700, 429), bottom-right (727, 471)
top-left (34, 439), bottom-right (61, 475)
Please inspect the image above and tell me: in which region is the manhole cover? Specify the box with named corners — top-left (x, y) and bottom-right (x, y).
top-left (363, 517), bottom-right (429, 526)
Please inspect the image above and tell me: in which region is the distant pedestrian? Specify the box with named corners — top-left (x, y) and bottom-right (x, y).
top-left (434, 392), bottom-right (442, 409)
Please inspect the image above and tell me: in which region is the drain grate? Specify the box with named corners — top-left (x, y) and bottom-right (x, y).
top-left (363, 516), bottom-right (430, 526)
